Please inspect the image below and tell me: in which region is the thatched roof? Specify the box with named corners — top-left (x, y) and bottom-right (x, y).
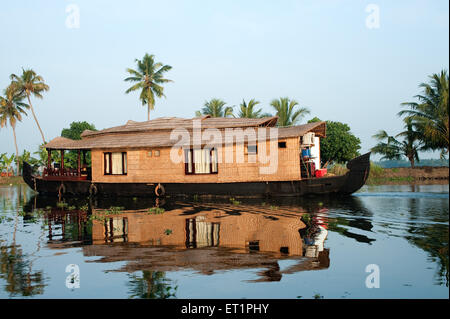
top-left (80, 116), bottom-right (279, 138)
top-left (44, 117), bottom-right (326, 150)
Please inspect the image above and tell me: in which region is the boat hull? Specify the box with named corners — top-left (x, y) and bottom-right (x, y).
top-left (22, 153), bottom-right (371, 197)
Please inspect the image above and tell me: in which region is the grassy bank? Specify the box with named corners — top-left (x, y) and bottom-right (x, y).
top-left (0, 176), bottom-right (26, 185)
top-left (327, 162), bottom-right (449, 185)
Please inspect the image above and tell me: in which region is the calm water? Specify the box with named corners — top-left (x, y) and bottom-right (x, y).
top-left (0, 183), bottom-right (448, 299)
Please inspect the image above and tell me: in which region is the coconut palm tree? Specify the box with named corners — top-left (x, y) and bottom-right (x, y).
top-left (195, 98), bottom-right (233, 117)
top-left (124, 53), bottom-right (173, 121)
top-left (10, 69), bottom-right (49, 144)
top-left (236, 99), bottom-right (264, 118)
top-left (371, 118), bottom-right (424, 168)
top-left (399, 70), bottom-right (449, 158)
top-left (270, 97), bottom-right (310, 127)
top-left (0, 84), bottom-right (29, 175)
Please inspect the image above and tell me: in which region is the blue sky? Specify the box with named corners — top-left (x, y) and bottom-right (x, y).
top-left (0, 0), bottom-right (448, 159)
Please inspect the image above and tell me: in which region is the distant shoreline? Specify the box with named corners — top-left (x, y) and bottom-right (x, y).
top-left (366, 166), bottom-right (449, 185)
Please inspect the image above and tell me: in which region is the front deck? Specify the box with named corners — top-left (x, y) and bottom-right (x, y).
top-left (43, 148), bottom-right (92, 181)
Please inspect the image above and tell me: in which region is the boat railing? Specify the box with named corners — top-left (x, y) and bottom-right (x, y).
top-left (43, 167), bottom-right (90, 181)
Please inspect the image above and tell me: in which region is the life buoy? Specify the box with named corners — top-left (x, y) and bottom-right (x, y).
top-left (155, 183), bottom-right (165, 197)
top-left (89, 183), bottom-right (98, 196)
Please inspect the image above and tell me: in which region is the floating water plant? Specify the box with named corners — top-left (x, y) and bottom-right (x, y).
top-left (148, 207), bottom-right (165, 215)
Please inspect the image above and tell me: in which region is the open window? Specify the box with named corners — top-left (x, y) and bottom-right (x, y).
top-left (184, 148), bottom-right (218, 175)
top-left (104, 152), bottom-right (127, 175)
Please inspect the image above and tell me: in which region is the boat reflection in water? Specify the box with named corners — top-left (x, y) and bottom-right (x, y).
top-left (26, 196), bottom-right (331, 282)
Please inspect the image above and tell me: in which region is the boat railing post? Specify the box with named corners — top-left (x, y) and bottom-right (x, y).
top-left (61, 149), bottom-right (64, 176)
top-left (77, 150), bottom-right (81, 177)
top-left (47, 148), bottom-right (51, 176)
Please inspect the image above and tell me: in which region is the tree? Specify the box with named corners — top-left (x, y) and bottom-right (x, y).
top-left (236, 99), bottom-right (263, 118)
top-left (371, 118), bottom-right (424, 168)
top-left (0, 84), bottom-right (29, 175)
top-left (308, 117), bottom-right (361, 165)
top-left (0, 153), bottom-right (15, 176)
top-left (10, 68), bottom-right (49, 144)
top-left (195, 98), bottom-right (233, 117)
top-left (33, 143), bottom-right (60, 168)
top-left (17, 150), bottom-right (40, 172)
top-left (270, 97), bottom-right (309, 127)
top-left (61, 121), bottom-right (96, 140)
top-left (61, 121), bottom-right (97, 168)
top-left (127, 270), bottom-right (177, 299)
top-left (399, 70), bottom-right (449, 158)
top-left (124, 53), bottom-right (173, 121)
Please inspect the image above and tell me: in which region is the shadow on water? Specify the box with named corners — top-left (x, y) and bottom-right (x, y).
top-left (1, 184), bottom-right (448, 297)
top-left (18, 194), bottom-right (340, 297)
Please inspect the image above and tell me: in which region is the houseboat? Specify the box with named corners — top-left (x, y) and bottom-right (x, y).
top-left (22, 116), bottom-right (370, 197)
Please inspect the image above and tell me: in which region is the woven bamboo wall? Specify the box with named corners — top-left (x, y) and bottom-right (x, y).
top-left (91, 206), bottom-right (305, 256)
top-left (91, 136), bottom-right (301, 183)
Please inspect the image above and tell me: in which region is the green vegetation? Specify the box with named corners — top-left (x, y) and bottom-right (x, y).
top-left (0, 84), bottom-right (29, 175)
top-left (61, 121), bottom-right (96, 140)
top-left (60, 121), bottom-right (97, 168)
top-left (10, 68), bottom-right (49, 144)
top-left (369, 162), bottom-right (385, 179)
top-left (89, 206), bottom-right (124, 222)
top-left (229, 197), bottom-right (241, 205)
top-left (372, 69), bottom-right (449, 166)
top-left (127, 271), bottom-right (177, 299)
top-left (236, 99), bottom-right (263, 118)
top-left (327, 163), bottom-right (348, 176)
top-left (374, 158), bottom-right (448, 168)
top-left (364, 162), bottom-right (424, 185)
top-left (0, 153), bottom-right (16, 176)
top-left (56, 201), bottom-right (69, 209)
top-left (0, 68), bottom-right (49, 176)
top-left (372, 118), bottom-right (424, 168)
top-left (270, 97), bottom-right (310, 127)
top-left (147, 207), bottom-right (165, 215)
top-left (196, 98), bottom-right (233, 117)
top-left (308, 117), bottom-right (361, 166)
top-left (399, 69), bottom-right (449, 159)
top-left (124, 53), bottom-right (173, 121)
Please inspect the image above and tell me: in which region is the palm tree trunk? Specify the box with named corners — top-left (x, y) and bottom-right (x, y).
top-left (147, 88), bottom-right (153, 121)
top-left (409, 156), bottom-right (415, 168)
top-left (26, 94), bottom-right (46, 144)
top-left (12, 124), bottom-right (19, 176)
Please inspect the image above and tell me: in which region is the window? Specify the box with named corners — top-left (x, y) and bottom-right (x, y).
top-left (185, 148), bottom-right (218, 174)
top-left (104, 152), bottom-right (127, 175)
top-left (278, 141), bottom-right (287, 148)
top-left (246, 144), bottom-right (257, 154)
top-left (247, 240), bottom-right (260, 252)
top-left (154, 150), bottom-right (160, 157)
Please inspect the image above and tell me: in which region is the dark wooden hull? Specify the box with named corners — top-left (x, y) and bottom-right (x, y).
top-left (22, 152), bottom-right (371, 198)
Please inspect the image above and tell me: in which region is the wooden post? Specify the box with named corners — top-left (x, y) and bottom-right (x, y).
top-left (61, 150), bottom-right (64, 170)
top-left (77, 150), bottom-right (81, 177)
top-left (47, 149), bottom-right (51, 169)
